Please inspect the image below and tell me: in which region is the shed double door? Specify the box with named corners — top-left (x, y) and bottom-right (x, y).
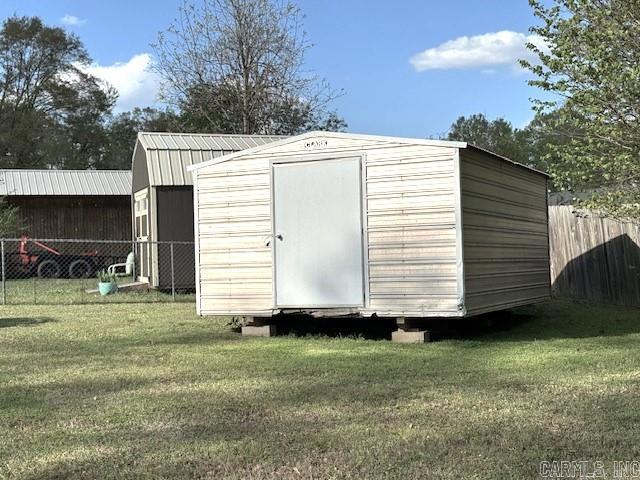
top-left (273, 157), bottom-right (365, 308)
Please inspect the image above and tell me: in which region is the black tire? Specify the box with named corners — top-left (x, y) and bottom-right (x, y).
top-left (69, 259), bottom-right (93, 279)
top-left (37, 259), bottom-right (61, 279)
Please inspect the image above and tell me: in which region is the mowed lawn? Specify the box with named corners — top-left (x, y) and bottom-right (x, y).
top-left (1, 300), bottom-right (640, 479)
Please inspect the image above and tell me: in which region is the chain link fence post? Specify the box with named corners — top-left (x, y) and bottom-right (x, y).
top-left (1, 239), bottom-right (6, 306)
top-left (170, 241), bottom-right (176, 302)
top-left (131, 239), bottom-right (136, 282)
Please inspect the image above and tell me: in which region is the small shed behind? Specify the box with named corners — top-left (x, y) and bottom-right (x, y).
top-left (189, 131), bottom-right (550, 319)
top-left (131, 132), bottom-right (282, 288)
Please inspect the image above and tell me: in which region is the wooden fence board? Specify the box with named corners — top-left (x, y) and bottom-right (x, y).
top-left (549, 206), bottom-right (640, 306)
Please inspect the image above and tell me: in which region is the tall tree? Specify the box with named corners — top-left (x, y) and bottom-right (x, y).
top-left (446, 114), bottom-right (531, 166)
top-left (0, 16), bottom-right (115, 169)
top-left (152, 0), bottom-right (345, 135)
top-left (102, 107), bottom-right (180, 169)
top-left (523, 0), bottom-right (640, 218)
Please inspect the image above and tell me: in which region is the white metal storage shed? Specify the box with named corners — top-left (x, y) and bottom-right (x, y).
top-left (189, 131), bottom-right (550, 320)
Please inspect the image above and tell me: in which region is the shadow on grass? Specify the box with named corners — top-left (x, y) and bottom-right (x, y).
top-left (255, 309), bottom-right (533, 342)
top-left (10, 354), bottom-right (638, 480)
top-left (0, 317), bottom-right (54, 329)
top-left (272, 314), bottom-right (397, 340)
top-left (258, 300), bottom-right (640, 342)
top-left (6, 300), bottom-right (640, 478)
top-left (450, 300), bottom-right (640, 342)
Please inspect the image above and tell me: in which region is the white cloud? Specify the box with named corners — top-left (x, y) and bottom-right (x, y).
top-left (82, 53), bottom-right (160, 112)
top-left (61, 14), bottom-right (86, 26)
top-left (410, 30), bottom-right (548, 72)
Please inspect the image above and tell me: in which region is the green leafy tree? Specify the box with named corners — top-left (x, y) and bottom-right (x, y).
top-left (0, 16), bottom-right (115, 169)
top-left (0, 198), bottom-right (22, 236)
top-left (152, 0), bottom-right (345, 135)
top-left (523, 0), bottom-right (640, 218)
top-left (102, 107), bottom-right (180, 169)
top-left (446, 114), bottom-right (531, 166)
top-left (524, 108), bottom-right (581, 191)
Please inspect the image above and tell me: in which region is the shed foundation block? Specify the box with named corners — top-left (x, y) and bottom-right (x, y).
top-left (391, 329), bottom-right (430, 344)
top-left (241, 324), bottom-right (277, 337)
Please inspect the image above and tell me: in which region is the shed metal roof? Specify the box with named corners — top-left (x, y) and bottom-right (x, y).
top-left (135, 132), bottom-right (283, 187)
top-left (0, 169), bottom-right (132, 196)
top-left (187, 131), bottom-right (467, 172)
top-left (187, 131), bottom-right (548, 178)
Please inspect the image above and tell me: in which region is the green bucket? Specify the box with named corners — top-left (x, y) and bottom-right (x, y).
top-left (98, 282), bottom-right (118, 296)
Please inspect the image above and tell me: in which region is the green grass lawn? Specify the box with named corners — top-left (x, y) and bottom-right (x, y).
top-left (1, 300), bottom-right (639, 479)
top-left (2, 277), bottom-right (195, 305)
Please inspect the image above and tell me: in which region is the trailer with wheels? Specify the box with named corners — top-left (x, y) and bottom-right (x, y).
top-left (17, 237), bottom-right (125, 279)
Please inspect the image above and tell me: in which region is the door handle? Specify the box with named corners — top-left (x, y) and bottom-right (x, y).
top-left (265, 234), bottom-right (284, 247)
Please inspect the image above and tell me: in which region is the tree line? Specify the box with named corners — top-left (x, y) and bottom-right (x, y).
top-left (0, 0), bottom-right (637, 219)
top-left (443, 113), bottom-right (556, 186)
top-left (0, 1), bottom-right (346, 171)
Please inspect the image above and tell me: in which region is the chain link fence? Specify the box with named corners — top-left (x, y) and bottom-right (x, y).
top-left (0, 238), bottom-right (196, 305)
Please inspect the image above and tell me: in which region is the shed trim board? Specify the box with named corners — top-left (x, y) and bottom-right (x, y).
top-left (268, 161), bottom-right (277, 310)
top-left (360, 152), bottom-right (371, 310)
top-left (453, 149), bottom-right (466, 316)
top-left (544, 178), bottom-right (552, 300)
top-left (193, 131), bottom-right (550, 318)
top-left (193, 172), bottom-right (202, 315)
top-left (149, 186), bottom-right (158, 286)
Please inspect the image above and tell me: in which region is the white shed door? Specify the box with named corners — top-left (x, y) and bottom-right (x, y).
top-left (273, 157), bottom-right (364, 307)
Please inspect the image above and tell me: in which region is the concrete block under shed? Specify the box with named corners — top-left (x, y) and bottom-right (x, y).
top-left (391, 329), bottom-right (430, 344)
top-left (241, 325), bottom-right (277, 337)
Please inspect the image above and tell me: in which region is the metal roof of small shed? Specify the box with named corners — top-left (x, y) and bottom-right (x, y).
top-left (0, 169), bottom-right (131, 196)
top-left (134, 132), bottom-right (283, 187)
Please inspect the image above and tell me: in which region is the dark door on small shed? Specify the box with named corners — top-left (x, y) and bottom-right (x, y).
top-left (156, 186), bottom-right (195, 289)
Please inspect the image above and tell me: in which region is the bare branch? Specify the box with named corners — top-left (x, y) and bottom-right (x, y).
top-left (151, 0), bottom-right (344, 134)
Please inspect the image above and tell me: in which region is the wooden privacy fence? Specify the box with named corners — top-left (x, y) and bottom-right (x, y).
top-left (549, 206), bottom-right (640, 306)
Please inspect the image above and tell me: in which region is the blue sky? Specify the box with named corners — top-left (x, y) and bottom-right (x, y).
top-left (0, 0), bottom-right (546, 138)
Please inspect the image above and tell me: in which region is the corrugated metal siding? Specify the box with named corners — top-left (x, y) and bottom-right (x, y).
top-left (196, 157), bottom-right (273, 315)
top-left (364, 146), bottom-right (459, 316)
top-left (131, 145), bottom-right (150, 192)
top-left (195, 136), bottom-right (461, 317)
top-left (0, 170), bottom-right (131, 196)
top-left (460, 148), bottom-right (550, 315)
top-left (136, 133), bottom-right (282, 187)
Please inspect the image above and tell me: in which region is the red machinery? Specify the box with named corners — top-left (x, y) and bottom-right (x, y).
top-left (18, 236), bottom-right (100, 278)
